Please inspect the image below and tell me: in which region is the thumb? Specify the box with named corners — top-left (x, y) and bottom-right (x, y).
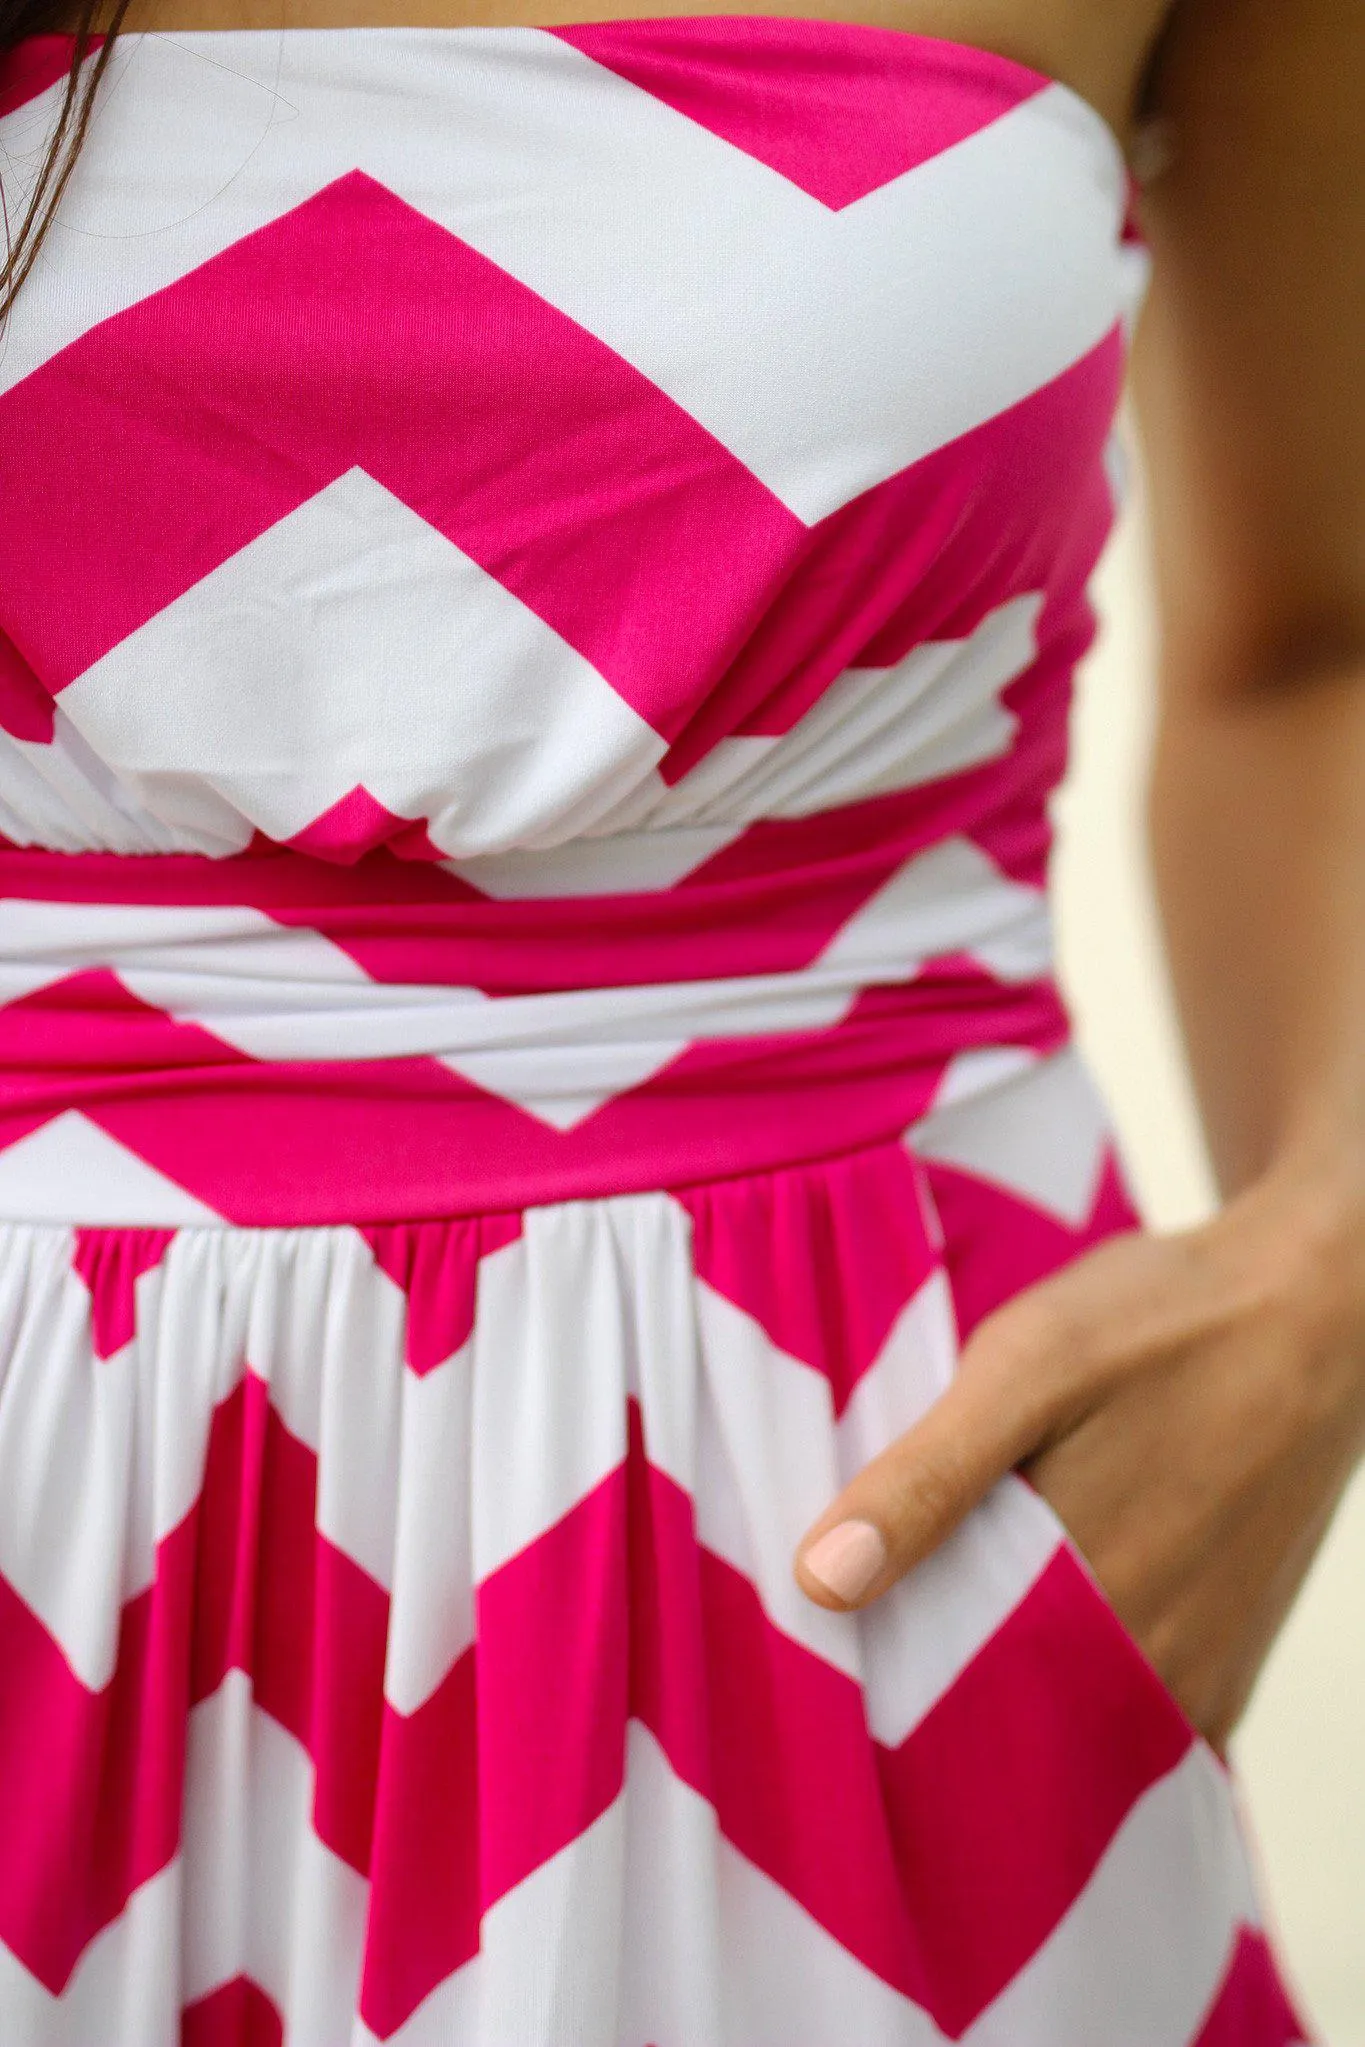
top-left (793, 1317), bottom-right (1054, 1611)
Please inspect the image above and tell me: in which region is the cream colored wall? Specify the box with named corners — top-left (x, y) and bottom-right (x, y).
top-left (1051, 403), bottom-right (1365, 2043)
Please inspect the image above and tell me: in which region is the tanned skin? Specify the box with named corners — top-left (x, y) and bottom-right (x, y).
top-left (796, 0), bottom-right (1365, 1759)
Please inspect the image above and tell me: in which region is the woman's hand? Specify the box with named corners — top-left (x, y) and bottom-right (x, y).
top-left (794, 1151), bottom-right (1365, 1754)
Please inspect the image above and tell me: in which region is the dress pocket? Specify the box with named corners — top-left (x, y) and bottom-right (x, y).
top-left (1023, 1473), bottom-right (1227, 1769)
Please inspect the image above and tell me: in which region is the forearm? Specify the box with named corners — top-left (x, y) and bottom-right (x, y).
top-left (1116, 0), bottom-right (1365, 1238)
top-left (1148, 652), bottom-right (1365, 1229)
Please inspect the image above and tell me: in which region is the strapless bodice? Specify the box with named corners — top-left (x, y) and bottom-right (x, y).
top-left (0, 19), bottom-right (1151, 1222)
top-left (0, 18), bottom-right (1147, 873)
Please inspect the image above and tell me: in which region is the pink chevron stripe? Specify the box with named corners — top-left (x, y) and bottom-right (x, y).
top-left (623, 1401), bottom-right (714, 1801)
top-left (181, 1975), bottom-right (285, 2047)
top-left (876, 1542), bottom-right (1194, 2032)
top-left (0, 823), bottom-right (903, 989)
top-left (188, 1374), bottom-right (389, 1877)
top-left (0, 966), bottom-right (1067, 1223)
top-left (1192, 1928), bottom-right (1310, 2045)
top-left (388, 1400), bottom-right (926, 2022)
top-left (0, 173), bottom-right (797, 742)
top-left (283, 787), bottom-right (448, 866)
top-left (684, 1456), bottom-right (1192, 2028)
top-left (0, 627), bottom-right (54, 742)
top-left (469, 1400), bottom-right (1198, 2030)
top-left (841, 343), bottom-right (1120, 674)
top-left (673, 767), bottom-right (1043, 911)
top-left (0, 1512), bottom-right (192, 1991)
top-left (657, 323), bottom-right (1125, 777)
top-left (924, 1149), bottom-right (1141, 1342)
top-left (959, 744), bottom-right (1060, 891)
top-left (0, 766), bottom-right (1043, 991)
top-left (552, 17), bottom-right (1046, 210)
top-left (0, 1351), bottom-right (1196, 2031)
top-left (0, 842), bottom-right (489, 913)
top-left (361, 1214), bottom-right (524, 1374)
top-left (1120, 166), bottom-right (1148, 246)
top-left (0, 1369), bottom-right (392, 1990)
top-left (678, 1137), bottom-right (938, 1414)
top-left (473, 1433), bottom-right (631, 1913)
top-left (0, 966), bottom-right (254, 1076)
top-left (71, 1225), bottom-right (176, 1357)
top-left (694, 1514), bottom-right (924, 2001)
top-left (1, 284), bottom-right (1122, 816)
top-left (0, 33), bottom-right (97, 118)
top-left (360, 1649), bottom-right (480, 2038)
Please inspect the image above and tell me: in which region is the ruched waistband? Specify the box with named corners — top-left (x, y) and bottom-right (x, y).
top-left (0, 835), bottom-right (1067, 1224)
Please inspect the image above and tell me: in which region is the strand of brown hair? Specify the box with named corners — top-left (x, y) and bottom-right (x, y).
top-left (1, 0), bottom-right (132, 320)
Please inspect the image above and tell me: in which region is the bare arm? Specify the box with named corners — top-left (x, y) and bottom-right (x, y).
top-left (793, 0), bottom-right (1365, 1752)
top-left (1131, 0), bottom-right (1365, 1225)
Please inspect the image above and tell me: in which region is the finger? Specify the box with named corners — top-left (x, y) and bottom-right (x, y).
top-left (794, 1342), bottom-right (1047, 1611)
top-left (792, 1223), bottom-right (1167, 1614)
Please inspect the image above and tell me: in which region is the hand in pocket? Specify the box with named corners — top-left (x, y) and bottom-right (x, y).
top-left (793, 1158), bottom-right (1365, 1754)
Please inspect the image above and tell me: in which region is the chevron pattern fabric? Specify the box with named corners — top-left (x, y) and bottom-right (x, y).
top-left (0, 19), bottom-right (1308, 2043)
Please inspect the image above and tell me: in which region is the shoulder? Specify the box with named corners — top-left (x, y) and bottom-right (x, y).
top-left (1133, 0), bottom-right (1364, 164)
top-left (1125, 0), bottom-right (1365, 698)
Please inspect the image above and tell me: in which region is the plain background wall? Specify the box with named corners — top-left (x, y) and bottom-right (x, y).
top-left (1051, 402), bottom-right (1365, 2043)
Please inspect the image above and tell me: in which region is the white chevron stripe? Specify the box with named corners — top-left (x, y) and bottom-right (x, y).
top-left (0, 898), bottom-right (389, 1001)
top-left (468, 1198), bottom-right (643, 1582)
top-left (818, 836), bottom-right (1051, 984)
top-left (380, 1335), bottom-right (477, 1716)
top-left (0, 1243), bottom-right (232, 1684)
top-left (59, 469), bottom-right (663, 858)
top-left (699, 634), bottom-right (1019, 825)
top-left (691, 1276), bottom-right (866, 1685)
top-left (0, 1226), bottom-right (142, 1690)
top-left (632, 1722), bottom-right (928, 2047)
top-left (431, 841), bottom-right (1049, 1118)
top-left (0, 706), bottom-right (207, 856)
top-left (690, 1264), bottom-right (1070, 1746)
top-left (1102, 424), bottom-right (1131, 518)
top-left (159, 1223), bottom-right (454, 1612)
top-left (0, 1163), bottom-right (1063, 1714)
top-left (0, 1860), bottom-right (183, 2047)
top-left (448, 820), bottom-right (744, 899)
top-left (497, 590), bottom-right (1038, 850)
top-left (601, 732), bottom-right (780, 835)
top-left (353, 1720), bottom-right (941, 2047)
top-left (0, 1701), bottom-right (1263, 2047)
top-left (1117, 239), bottom-right (1154, 347)
top-left (297, 1230), bottom-right (408, 1593)
top-left (834, 1268), bottom-right (1068, 1744)
top-left (921, 1042), bottom-right (1041, 1115)
top-left (0, 577), bottom-right (1037, 867)
top-left (0, 1227), bottom-right (386, 1682)
top-left (636, 591), bottom-right (1037, 832)
top-left (863, 1477), bottom-right (1063, 1748)
top-left (0, 836), bottom-right (1051, 1138)
top-left (614, 1720), bottom-right (728, 2047)
top-left (0, 1112), bottom-right (225, 1226)
top-left (967, 1745), bottom-right (1261, 2045)
top-left (909, 1042), bottom-right (1114, 1224)
top-left (834, 1266), bottom-right (957, 1493)
top-left (182, 1672), bottom-right (369, 2037)
top-left (8, 33), bottom-right (1130, 519)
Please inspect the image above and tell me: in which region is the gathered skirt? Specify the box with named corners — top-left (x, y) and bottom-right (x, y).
top-left (0, 1044), bottom-right (1309, 2046)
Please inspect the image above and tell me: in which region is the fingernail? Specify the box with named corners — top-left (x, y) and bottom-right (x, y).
top-left (802, 1520), bottom-right (887, 1605)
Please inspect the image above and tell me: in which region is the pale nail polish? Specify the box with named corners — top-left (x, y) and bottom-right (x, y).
top-left (802, 1519), bottom-right (887, 1605)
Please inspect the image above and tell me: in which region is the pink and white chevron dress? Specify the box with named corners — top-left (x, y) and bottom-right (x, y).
top-left (0, 18), bottom-right (1308, 2045)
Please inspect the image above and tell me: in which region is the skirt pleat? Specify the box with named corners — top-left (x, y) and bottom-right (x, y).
top-left (0, 1057), bottom-right (1306, 2044)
